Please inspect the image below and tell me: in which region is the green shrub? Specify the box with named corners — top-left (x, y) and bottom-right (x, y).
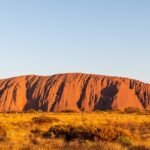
top-left (116, 136), bottom-right (132, 146)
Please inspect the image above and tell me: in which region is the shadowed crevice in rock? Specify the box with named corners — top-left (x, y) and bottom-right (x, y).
top-left (43, 78), bottom-right (57, 100)
top-left (77, 76), bottom-right (91, 110)
top-left (50, 79), bottom-right (66, 111)
top-left (0, 80), bottom-right (11, 97)
top-left (12, 85), bottom-right (18, 103)
top-left (94, 83), bottom-right (119, 110)
top-left (24, 77), bottom-right (41, 111)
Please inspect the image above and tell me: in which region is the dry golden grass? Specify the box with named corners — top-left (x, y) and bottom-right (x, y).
top-left (0, 111), bottom-right (150, 150)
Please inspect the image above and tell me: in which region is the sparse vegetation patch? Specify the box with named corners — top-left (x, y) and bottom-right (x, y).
top-left (43, 124), bottom-right (131, 142)
top-left (32, 116), bottom-right (60, 124)
top-left (0, 125), bottom-right (7, 142)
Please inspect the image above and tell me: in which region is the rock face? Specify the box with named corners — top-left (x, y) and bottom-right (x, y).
top-left (0, 73), bottom-right (150, 112)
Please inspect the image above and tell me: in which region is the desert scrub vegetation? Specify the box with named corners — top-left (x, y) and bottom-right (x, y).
top-left (32, 115), bottom-right (60, 124)
top-left (43, 124), bottom-right (131, 142)
top-left (0, 111), bottom-right (150, 149)
top-left (124, 107), bottom-right (141, 114)
top-left (0, 125), bottom-right (7, 141)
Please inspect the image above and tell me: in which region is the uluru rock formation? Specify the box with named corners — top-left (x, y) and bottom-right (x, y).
top-left (0, 73), bottom-right (150, 112)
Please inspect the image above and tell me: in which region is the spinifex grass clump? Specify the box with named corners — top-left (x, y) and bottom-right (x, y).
top-left (43, 124), bottom-right (131, 142)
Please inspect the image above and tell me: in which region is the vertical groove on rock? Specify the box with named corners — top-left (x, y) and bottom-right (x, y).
top-left (24, 76), bottom-right (41, 110)
top-left (50, 78), bottom-right (66, 111)
top-left (77, 76), bottom-right (91, 110)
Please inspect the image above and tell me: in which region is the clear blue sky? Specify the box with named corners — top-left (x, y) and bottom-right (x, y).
top-left (0, 0), bottom-right (150, 83)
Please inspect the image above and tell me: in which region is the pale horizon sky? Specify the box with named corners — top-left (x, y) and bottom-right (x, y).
top-left (0, 0), bottom-right (150, 83)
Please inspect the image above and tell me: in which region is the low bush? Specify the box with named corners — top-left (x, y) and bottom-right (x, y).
top-left (43, 124), bottom-right (131, 142)
top-left (61, 109), bottom-right (79, 113)
top-left (93, 109), bottom-right (101, 112)
top-left (43, 125), bottom-right (94, 141)
top-left (43, 131), bottom-right (53, 139)
top-left (31, 128), bottom-right (43, 136)
top-left (7, 111), bottom-right (18, 113)
top-left (37, 109), bottom-right (43, 113)
top-left (32, 116), bottom-right (59, 124)
top-left (124, 107), bottom-right (141, 114)
top-left (26, 109), bottom-right (37, 113)
top-left (116, 136), bottom-right (132, 146)
top-left (95, 126), bottom-right (131, 141)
